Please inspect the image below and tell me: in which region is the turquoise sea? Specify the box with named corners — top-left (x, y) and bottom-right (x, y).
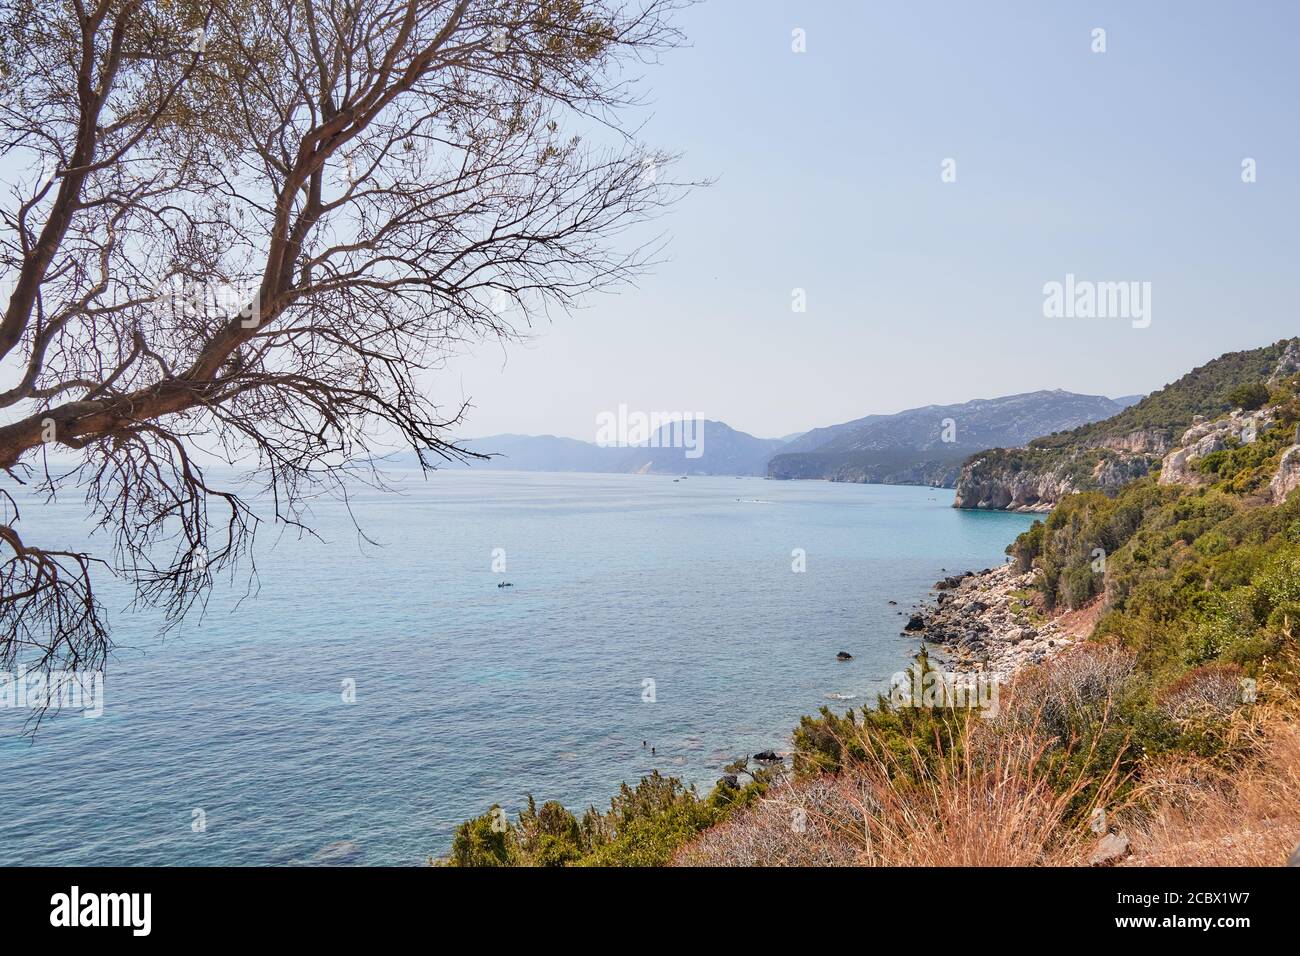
top-left (0, 470), bottom-right (1034, 865)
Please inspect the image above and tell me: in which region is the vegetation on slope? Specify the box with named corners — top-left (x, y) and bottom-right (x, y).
top-left (676, 648), bottom-right (1298, 866)
top-left (732, 380), bottom-right (1295, 866)
top-left (955, 339), bottom-right (1298, 505)
top-left (442, 764), bottom-right (774, 867)
top-left (1008, 372), bottom-right (1300, 679)
top-left (1032, 339), bottom-right (1294, 451)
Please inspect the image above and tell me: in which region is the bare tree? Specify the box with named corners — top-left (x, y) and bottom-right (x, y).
top-left (0, 0), bottom-right (691, 680)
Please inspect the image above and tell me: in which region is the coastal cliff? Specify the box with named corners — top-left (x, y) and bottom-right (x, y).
top-left (953, 338), bottom-right (1299, 512)
top-left (951, 450), bottom-right (1145, 512)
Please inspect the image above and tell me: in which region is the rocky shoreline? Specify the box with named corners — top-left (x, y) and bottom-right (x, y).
top-left (750, 564), bottom-right (1085, 768)
top-left (902, 564), bottom-right (1077, 676)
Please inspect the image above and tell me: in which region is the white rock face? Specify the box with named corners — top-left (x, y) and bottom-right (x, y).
top-left (1088, 429), bottom-right (1171, 456)
top-left (1269, 339), bottom-right (1300, 383)
top-left (1158, 408), bottom-right (1273, 487)
top-left (951, 465), bottom-right (1076, 512)
top-left (953, 453), bottom-right (1148, 512)
top-left (1269, 445), bottom-right (1300, 503)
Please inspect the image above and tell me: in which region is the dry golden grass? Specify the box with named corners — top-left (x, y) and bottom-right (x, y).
top-left (1124, 708), bottom-right (1300, 866)
top-left (676, 642), bottom-right (1300, 867)
top-left (676, 701), bottom-right (1127, 867)
top-left (845, 722), bottom-right (1124, 866)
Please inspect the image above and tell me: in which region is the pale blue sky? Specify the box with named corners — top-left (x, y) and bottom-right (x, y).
top-left (3, 2), bottom-right (1296, 446)
top-left (439, 0), bottom-right (1300, 440)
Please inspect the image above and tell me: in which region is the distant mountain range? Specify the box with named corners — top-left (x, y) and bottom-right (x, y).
top-left (456, 420), bottom-right (784, 476)
top-left (768, 390), bottom-right (1143, 487)
top-left (446, 391), bottom-right (1143, 484)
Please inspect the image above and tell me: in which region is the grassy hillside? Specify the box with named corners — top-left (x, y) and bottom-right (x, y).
top-left (1032, 339), bottom-right (1295, 450)
top-left (1008, 369), bottom-right (1300, 679)
top-left (954, 338), bottom-right (1299, 509)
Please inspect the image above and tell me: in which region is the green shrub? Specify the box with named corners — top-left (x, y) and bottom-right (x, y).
top-left (1226, 381), bottom-right (1270, 411)
top-left (793, 649), bottom-right (967, 779)
top-left (448, 805), bottom-right (514, 866)
top-left (446, 766), bottom-right (767, 866)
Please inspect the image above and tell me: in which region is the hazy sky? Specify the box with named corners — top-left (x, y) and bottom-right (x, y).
top-left (3, 2), bottom-right (1295, 448)
top-left (432, 0), bottom-right (1300, 441)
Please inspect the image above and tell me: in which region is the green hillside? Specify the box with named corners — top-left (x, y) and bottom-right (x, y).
top-left (954, 338), bottom-right (1299, 510)
top-left (1032, 339), bottom-right (1295, 451)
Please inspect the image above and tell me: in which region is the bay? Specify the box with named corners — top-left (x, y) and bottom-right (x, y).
top-left (0, 470), bottom-right (1034, 865)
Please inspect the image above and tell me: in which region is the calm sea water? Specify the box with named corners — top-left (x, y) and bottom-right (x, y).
top-left (0, 470), bottom-right (1033, 865)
